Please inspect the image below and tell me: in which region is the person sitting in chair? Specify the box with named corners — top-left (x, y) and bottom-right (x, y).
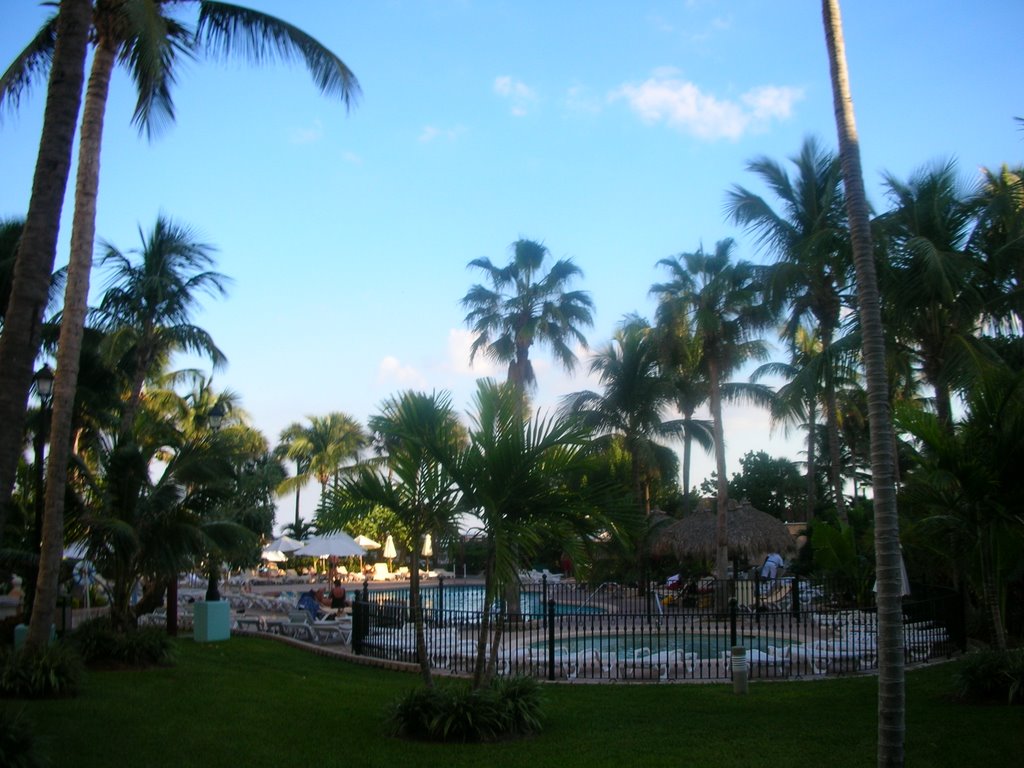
top-left (297, 589), bottom-right (328, 621)
top-left (329, 579), bottom-right (348, 610)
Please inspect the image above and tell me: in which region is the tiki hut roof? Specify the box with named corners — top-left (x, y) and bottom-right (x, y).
top-left (651, 499), bottom-right (795, 560)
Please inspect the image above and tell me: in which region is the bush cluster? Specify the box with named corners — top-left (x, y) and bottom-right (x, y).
top-left (0, 643), bottom-right (82, 699)
top-left (68, 617), bottom-right (176, 667)
top-left (0, 709), bottom-right (43, 768)
top-left (389, 676), bottom-right (544, 742)
top-left (953, 649), bottom-right (1024, 705)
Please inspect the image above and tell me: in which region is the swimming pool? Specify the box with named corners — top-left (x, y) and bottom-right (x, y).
top-left (532, 632), bottom-right (789, 660)
top-left (368, 585), bottom-right (607, 616)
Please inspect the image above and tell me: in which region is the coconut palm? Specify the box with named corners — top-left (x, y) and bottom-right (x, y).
top-left (877, 160), bottom-right (983, 432)
top-left (726, 136), bottom-right (853, 521)
top-left (325, 391), bottom-right (463, 687)
top-left (11, 1), bottom-right (359, 647)
top-left (93, 215), bottom-right (230, 436)
top-left (970, 164), bottom-right (1024, 333)
top-left (277, 413), bottom-right (368, 505)
top-left (561, 318), bottom-right (677, 520)
top-left (822, 2), bottom-right (904, 763)
top-left (0, 0), bottom-right (91, 549)
top-left (461, 238), bottom-right (595, 396)
top-left (651, 240), bottom-right (772, 586)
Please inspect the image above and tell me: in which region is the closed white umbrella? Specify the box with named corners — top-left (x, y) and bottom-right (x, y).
top-left (422, 533), bottom-right (433, 572)
top-left (354, 534), bottom-right (380, 550)
top-left (383, 534), bottom-right (397, 571)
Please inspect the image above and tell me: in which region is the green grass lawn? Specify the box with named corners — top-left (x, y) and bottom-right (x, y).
top-left (9, 637), bottom-right (1023, 768)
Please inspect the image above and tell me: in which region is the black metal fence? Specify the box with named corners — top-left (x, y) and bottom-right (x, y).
top-left (350, 576), bottom-right (960, 682)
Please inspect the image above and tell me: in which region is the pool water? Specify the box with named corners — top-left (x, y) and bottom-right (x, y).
top-left (534, 633), bottom-right (788, 660)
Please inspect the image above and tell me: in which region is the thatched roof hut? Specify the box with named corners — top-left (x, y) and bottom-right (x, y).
top-left (650, 499), bottom-right (795, 561)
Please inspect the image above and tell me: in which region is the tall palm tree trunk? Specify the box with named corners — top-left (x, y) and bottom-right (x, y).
top-left (27, 41), bottom-right (117, 651)
top-left (822, 2), bottom-right (904, 765)
top-left (681, 417), bottom-right (694, 515)
top-left (409, 535), bottom-right (433, 687)
top-left (824, 376), bottom-right (849, 523)
top-left (806, 398), bottom-right (818, 521)
top-left (708, 361), bottom-right (730, 597)
top-left (0, 0), bottom-right (90, 542)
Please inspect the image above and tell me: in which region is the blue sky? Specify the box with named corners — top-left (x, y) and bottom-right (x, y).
top-left (2, 1), bottom-right (1021, 530)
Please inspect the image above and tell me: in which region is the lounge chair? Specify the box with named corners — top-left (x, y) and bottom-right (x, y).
top-left (371, 562), bottom-right (395, 582)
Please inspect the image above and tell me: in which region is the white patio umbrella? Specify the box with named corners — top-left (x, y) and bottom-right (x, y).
top-left (295, 532), bottom-right (367, 558)
top-left (267, 535), bottom-right (304, 553)
top-left (383, 534), bottom-right (397, 572)
top-left (261, 548), bottom-right (288, 563)
top-left (353, 535), bottom-right (380, 571)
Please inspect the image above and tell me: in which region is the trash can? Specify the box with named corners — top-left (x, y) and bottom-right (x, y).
top-left (194, 600), bottom-right (231, 642)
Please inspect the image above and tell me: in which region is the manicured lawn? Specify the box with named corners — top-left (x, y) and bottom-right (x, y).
top-left (11, 637), bottom-right (1023, 768)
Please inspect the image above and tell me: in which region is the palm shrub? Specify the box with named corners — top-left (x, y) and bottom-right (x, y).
top-left (69, 617), bottom-right (175, 667)
top-left (953, 649), bottom-right (1024, 705)
top-left (0, 708), bottom-right (43, 768)
top-left (388, 676), bottom-right (544, 742)
top-left (0, 643), bottom-right (82, 698)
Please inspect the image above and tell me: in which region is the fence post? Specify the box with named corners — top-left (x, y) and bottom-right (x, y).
top-left (352, 598), bottom-right (368, 655)
top-left (362, 578), bottom-right (369, 602)
top-left (437, 576), bottom-right (445, 628)
top-left (791, 578), bottom-right (801, 621)
top-left (541, 574), bottom-right (548, 628)
top-left (547, 598), bottom-right (556, 681)
top-left (729, 596), bottom-right (738, 647)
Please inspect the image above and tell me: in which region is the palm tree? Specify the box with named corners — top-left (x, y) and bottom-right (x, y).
top-left (461, 238), bottom-right (595, 396)
top-left (18, 1), bottom-right (359, 649)
top-left (726, 136), bottom-right (853, 521)
top-left (877, 160), bottom-right (982, 432)
top-left (971, 164), bottom-right (1024, 332)
top-left (94, 215), bottom-right (230, 437)
top-left (0, 0), bottom-right (91, 548)
top-left (822, 2), bottom-right (904, 764)
top-left (277, 413), bottom-right (368, 505)
top-left (562, 318), bottom-right (676, 520)
top-left (326, 391), bottom-right (463, 687)
top-left (651, 298), bottom-right (715, 514)
top-left (651, 240), bottom-right (772, 587)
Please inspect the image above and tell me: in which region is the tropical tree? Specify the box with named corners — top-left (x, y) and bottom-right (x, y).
top-left (651, 239), bottom-right (772, 586)
top-left (323, 391), bottom-right (463, 687)
top-left (93, 215), bottom-right (230, 436)
top-left (651, 296), bottom-right (714, 514)
top-left (971, 164), bottom-right (1024, 332)
top-left (877, 160), bottom-right (983, 432)
top-left (726, 136), bottom-right (853, 521)
top-left (461, 238), bottom-right (595, 396)
top-left (10, 1), bottom-right (359, 647)
top-left (427, 380), bottom-right (622, 688)
top-left (277, 412), bottom-right (368, 503)
top-left (898, 362), bottom-right (1024, 652)
top-left (562, 318), bottom-right (676, 518)
top-left (0, 0), bottom-right (91, 546)
top-left (822, 2), bottom-right (904, 764)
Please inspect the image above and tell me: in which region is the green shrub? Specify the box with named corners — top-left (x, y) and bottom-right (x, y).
top-left (0, 643), bottom-right (82, 699)
top-left (0, 709), bottom-right (44, 768)
top-left (388, 676), bottom-right (544, 742)
top-left (953, 649), bottom-right (1024, 705)
top-left (69, 618), bottom-right (175, 667)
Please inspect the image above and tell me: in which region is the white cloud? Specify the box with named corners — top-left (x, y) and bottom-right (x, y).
top-left (610, 69), bottom-right (803, 140)
top-left (564, 83), bottom-right (603, 114)
top-left (377, 355), bottom-right (427, 388)
top-left (418, 124), bottom-right (467, 143)
top-left (341, 150), bottom-right (362, 165)
top-left (290, 119), bottom-right (324, 144)
top-left (493, 75), bottom-right (537, 116)
top-left (445, 328), bottom-right (499, 377)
